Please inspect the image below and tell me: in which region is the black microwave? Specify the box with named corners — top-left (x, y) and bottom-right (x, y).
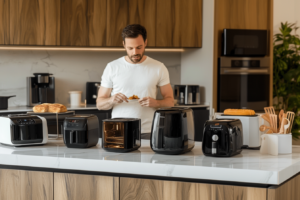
top-left (223, 29), bottom-right (267, 57)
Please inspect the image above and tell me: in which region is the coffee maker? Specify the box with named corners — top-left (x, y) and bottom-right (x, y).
top-left (86, 82), bottom-right (100, 104)
top-left (27, 73), bottom-right (55, 106)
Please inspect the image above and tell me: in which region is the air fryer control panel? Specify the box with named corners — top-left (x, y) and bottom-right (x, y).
top-left (16, 118), bottom-right (36, 125)
top-left (65, 119), bottom-right (87, 129)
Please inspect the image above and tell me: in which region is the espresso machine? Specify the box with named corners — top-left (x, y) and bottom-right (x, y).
top-left (27, 73), bottom-right (55, 106)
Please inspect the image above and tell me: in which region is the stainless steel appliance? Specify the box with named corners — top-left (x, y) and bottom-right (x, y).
top-left (86, 82), bottom-right (101, 104)
top-left (27, 111), bottom-right (75, 138)
top-left (0, 95), bottom-right (16, 109)
top-left (217, 57), bottom-right (270, 112)
top-left (0, 114), bottom-right (48, 146)
top-left (102, 118), bottom-right (141, 152)
top-left (217, 114), bottom-right (260, 148)
top-left (27, 73), bottom-right (55, 106)
top-left (63, 115), bottom-right (99, 148)
top-left (174, 85), bottom-right (200, 105)
top-left (223, 29), bottom-right (268, 57)
top-left (150, 107), bottom-right (195, 155)
top-left (202, 119), bottom-right (243, 157)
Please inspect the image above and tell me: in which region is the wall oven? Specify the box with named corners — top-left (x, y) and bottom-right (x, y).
top-left (217, 57), bottom-right (270, 112)
top-left (223, 29), bottom-right (268, 57)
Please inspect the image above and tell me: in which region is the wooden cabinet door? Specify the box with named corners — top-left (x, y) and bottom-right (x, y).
top-left (156, 0), bottom-right (202, 47)
top-left (60, 0), bottom-right (106, 46)
top-left (106, 0), bottom-right (156, 47)
top-left (0, 169), bottom-right (53, 200)
top-left (54, 173), bottom-right (119, 200)
top-left (10, 0), bottom-right (60, 45)
top-left (120, 177), bottom-right (267, 200)
top-left (0, 0), bottom-right (9, 44)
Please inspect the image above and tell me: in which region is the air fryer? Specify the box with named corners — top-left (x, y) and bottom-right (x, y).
top-left (102, 118), bottom-right (141, 152)
top-left (150, 107), bottom-right (195, 155)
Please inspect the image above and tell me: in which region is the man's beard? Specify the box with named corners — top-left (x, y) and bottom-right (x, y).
top-left (127, 50), bottom-right (145, 63)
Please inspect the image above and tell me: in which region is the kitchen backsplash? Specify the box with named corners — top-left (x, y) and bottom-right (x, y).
top-left (0, 50), bottom-right (181, 106)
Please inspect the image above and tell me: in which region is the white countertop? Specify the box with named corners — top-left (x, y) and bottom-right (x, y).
top-left (0, 105), bottom-right (209, 113)
top-left (0, 139), bottom-right (299, 185)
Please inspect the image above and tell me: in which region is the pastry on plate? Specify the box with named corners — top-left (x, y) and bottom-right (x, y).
top-left (48, 104), bottom-right (67, 113)
top-left (128, 95), bottom-right (139, 100)
top-left (224, 109), bottom-right (255, 116)
top-left (33, 103), bottom-right (67, 113)
top-left (33, 104), bottom-right (49, 113)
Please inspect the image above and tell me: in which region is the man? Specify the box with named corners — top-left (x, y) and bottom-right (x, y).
top-left (97, 24), bottom-right (174, 137)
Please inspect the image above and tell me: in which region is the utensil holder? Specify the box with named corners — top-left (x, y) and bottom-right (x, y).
top-left (260, 133), bottom-right (292, 155)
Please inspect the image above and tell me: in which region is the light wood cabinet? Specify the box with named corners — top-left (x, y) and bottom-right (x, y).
top-left (0, 0), bottom-right (9, 44)
top-left (60, 0), bottom-right (107, 46)
top-left (267, 173), bottom-right (300, 200)
top-left (54, 172), bottom-right (119, 200)
top-left (156, 0), bottom-right (202, 47)
top-left (9, 0), bottom-right (60, 45)
top-left (3, 0), bottom-right (203, 47)
top-left (0, 169), bottom-right (53, 200)
top-left (106, 0), bottom-right (156, 47)
top-left (120, 177), bottom-right (267, 200)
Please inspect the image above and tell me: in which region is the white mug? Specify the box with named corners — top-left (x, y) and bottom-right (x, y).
top-left (69, 91), bottom-right (82, 106)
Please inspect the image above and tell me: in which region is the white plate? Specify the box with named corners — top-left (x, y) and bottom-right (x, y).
top-left (127, 99), bottom-right (140, 102)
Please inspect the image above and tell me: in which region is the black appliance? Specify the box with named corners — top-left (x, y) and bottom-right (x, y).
top-left (150, 107), bottom-right (195, 155)
top-left (27, 73), bottom-right (55, 106)
top-left (0, 114), bottom-right (48, 146)
top-left (27, 111), bottom-right (75, 137)
top-left (0, 95), bottom-right (16, 109)
top-left (63, 115), bottom-right (99, 148)
top-left (173, 85), bottom-right (200, 105)
top-left (202, 119), bottom-right (243, 157)
top-left (102, 118), bottom-right (141, 152)
top-left (217, 57), bottom-right (270, 112)
top-left (86, 82), bottom-right (101, 104)
top-left (223, 29), bottom-right (268, 57)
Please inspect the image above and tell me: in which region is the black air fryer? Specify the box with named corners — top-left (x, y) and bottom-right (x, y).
top-left (202, 119), bottom-right (243, 157)
top-left (102, 118), bottom-right (141, 152)
top-left (63, 115), bottom-right (99, 148)
top-left (150, 107), bottom-right (195, 155)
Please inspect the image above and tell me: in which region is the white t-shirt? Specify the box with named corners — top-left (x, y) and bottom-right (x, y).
top-left (101, 56), bottom-right (170, 133)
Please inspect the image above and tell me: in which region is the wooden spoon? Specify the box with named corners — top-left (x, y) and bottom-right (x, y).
top-left (278, 109), bottom-right (284, 132)
top-left (261, 114), bottom-right (271, 124)
top-left (259, 125), bottom-right (276, 133)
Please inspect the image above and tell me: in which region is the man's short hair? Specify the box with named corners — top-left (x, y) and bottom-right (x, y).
top-left (122, 24), bottom-right (147, 42)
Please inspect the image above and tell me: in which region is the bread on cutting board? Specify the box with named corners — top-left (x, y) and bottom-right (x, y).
top-left (33, 103), bottom-right (67, 113)
top-left (224, 109), bottom-right (255, 116)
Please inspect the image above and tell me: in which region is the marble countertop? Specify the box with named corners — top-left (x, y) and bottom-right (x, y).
top-left (0, 104), bottom-right (209, 113)
top-left (0, 139), bottom-right (299, 185)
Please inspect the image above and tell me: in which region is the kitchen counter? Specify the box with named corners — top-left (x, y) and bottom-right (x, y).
top-left (0, 104), bottom-right (209, 113)
top-left (0, 139), bottom-right (300, 185)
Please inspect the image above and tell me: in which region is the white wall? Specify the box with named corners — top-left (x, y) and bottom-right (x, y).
top-left (181, 0), bottom-right (215, 106)
top-left (0, 51), bottom-right (181, 106)
top-left (274, 0), bottom-right (300, 34)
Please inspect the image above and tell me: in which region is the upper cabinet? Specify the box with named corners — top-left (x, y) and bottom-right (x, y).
top-left (2, 0), bottom-right (203, 47)
top-left (10, 0), bottom-right (60, 45)
top-left (156, 0), bottom-right (202, 47)
top-left (61, 0), bottom-right (107, 46)
top-left (107, 0), bottom-right (156, 47)
top-left (0, 0), bottom-right (9, 44)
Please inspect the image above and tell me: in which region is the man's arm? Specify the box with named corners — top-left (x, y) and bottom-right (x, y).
top-left (96, 86), bottom-right (128, 110)
top-left (139, 84), bottom-right (174, 108)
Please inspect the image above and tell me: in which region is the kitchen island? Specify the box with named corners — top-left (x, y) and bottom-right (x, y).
top-left (0, 139), bottom-right (299, 200)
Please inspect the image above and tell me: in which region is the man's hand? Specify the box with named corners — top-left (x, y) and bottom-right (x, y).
top-left (110, 93), bottom-right (128, 105)
top-left (139, 97), bottom-right (159, 108)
